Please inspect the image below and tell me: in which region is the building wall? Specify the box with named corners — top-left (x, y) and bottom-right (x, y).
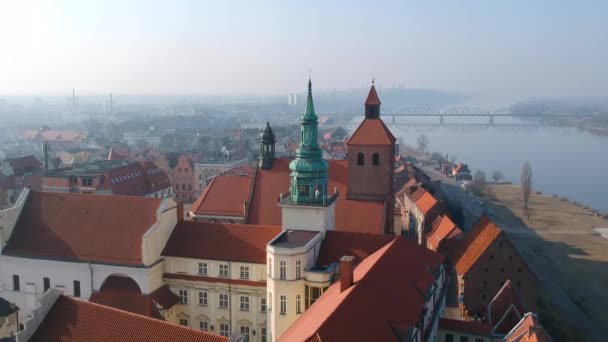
top-left (0, 189), bottom-right (29, 249)
top-left (163, 256), bottom-right (268, 341)
top-left (141, 199), bottom-right (178, 266)
top-left (193, 159), bottom-right (250, 197)
top-left (346, 144), bottom-right (394, 201)
top-left (0, 311), bottom-right (19, 339)
top-left (459, 237), bottom-right (537, 318)
top-left (172, 155), bottom-right (195, 203)
top-left (279, 201), bottom-right (335, 233)
top-left (437, 329), bottom-right (491, 342)
top-left (402, 194), bottom-right (426, 244)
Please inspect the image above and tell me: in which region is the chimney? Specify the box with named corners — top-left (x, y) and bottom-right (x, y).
top-left (340, 255), bottom-right (355, 292)
top-left (176, 201), bottom-right (184, 222)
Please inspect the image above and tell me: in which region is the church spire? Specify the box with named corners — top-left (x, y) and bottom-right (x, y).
top-left (365, 79), bottom-right (381, 119)
top-left (288, 79), bottom-right (329, 205)
top-left (259, 122), bottom-right (276, 169)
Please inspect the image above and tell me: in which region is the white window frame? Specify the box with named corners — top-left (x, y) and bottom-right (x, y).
top-left (219, 264), bottom-right (229, 278)
top-left (240, 326), bottom-right (250, 342)
top-left (240, 266), bottom-right (250, 279)
top-left (280, 295), bottom-right (286, 315)
top-left (296, 260), bottom-right (301, 279)
top-left (199, 320), bottom-right (209, 331)
top-left (261, 327), bottom-right (267, 342)
top-left (179, 318), bottom-right (188, 326)
top-left (296, 294), bottom-right (302, 314)
top-left (261, 297), bottom-right (267, 313)
top-left (198, 291), bottom-right (208, 306)
top-left (178, 289), bottom-right (188, 304)
top-left (240, 295), bottom-right (250, 311)
top-left (220, 323), bottom-right (230, 337)
top-left (198, 262), bottom-right (207, 275)
top-left (279, 260), bottom-right (286, 280)
top-left (219, 293), bottom-right (229, 308)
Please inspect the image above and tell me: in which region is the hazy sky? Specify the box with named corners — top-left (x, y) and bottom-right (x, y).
top-left (1, 0), bottom-right (607, 98)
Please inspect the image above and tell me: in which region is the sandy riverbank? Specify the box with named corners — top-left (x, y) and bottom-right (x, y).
top-left (482, 184), bottom-right (608, 340)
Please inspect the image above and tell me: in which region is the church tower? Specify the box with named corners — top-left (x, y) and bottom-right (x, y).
top-left (278, 79), bottom-right (337, 232)
top-left (259, 122), bottom-right (276, 169)
top-left (346, 81), bottom-right (396, 233)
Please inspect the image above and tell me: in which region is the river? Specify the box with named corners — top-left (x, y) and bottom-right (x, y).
top-left (351, 117), bottom-right (608, 213)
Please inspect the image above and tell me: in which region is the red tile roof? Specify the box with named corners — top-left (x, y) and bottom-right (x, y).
top-left (415, 191), bottom-right (439, 215)
top-left (7, 155), bottom-right (42, 175)
top-left (29, 295), bottom-right (227, 342)
top-left (279, 237), bottom-right (444, 342)
top-left (439, 318), bottom-right (491, 336)
top-left (22, 130), bottom-right (88, 142)
top-left (164, 273), bottom-right (267, 287)
top-left (162, 221), bottom-right (281, 263)
top-left (426, 215), bottom-right (463, 251)
top-left (316, 230), bottom-right (395, 266)
top-left (365, 84), bottom-right (381, 106)
top-left (3, 191), bottom-right (162, 265)
top-left (453, 216), bottom-right (503, 275)
top-left (191, 174), bottom-right (253, 217)
top-left (346, 118), bottom-right (396, 145)
top-left (504, 313), bottom-right (552, 342)
top-left (489, 280), bottom-right (526, 334)
top-left (247, 158), bottom-right (386, 234)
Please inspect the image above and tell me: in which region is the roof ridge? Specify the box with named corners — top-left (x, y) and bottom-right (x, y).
top-left (31, 190), bottom-right (163, 203)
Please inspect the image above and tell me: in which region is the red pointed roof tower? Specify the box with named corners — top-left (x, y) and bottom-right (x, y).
top-left (364, 80), bottom-right (381, 118)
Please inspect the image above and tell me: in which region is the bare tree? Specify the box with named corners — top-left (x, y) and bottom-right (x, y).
top-left (416, 134), bottom-right (429, 153)
top-left (521, 161), bottom-right (532, 208)
top-left (492, 170), bottom-right (504, 183)
top-left (470, 170), bottom-right (486, 196)
top-left (450, 155), bottom-right (457, 165)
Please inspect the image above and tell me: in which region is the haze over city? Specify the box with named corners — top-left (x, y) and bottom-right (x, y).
top-left (2, 0), bottom-right (607, 99)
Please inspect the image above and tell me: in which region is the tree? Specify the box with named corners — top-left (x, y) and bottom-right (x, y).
top-left (450, 155), bottom-right (457, 165)
top-left (416, 134), bottom-right (429, 153)
top-left (470, 170), bottom-right (487, 196)
top-left (521, 161), bottom-right (532, 208)
top-left (492, 170), bottom-right (504, 183)
top-left (474, 170), bottom-right (486, 183)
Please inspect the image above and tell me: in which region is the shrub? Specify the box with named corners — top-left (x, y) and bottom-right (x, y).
top-left (552, 194), bottom-right (558, 198)
top-left (535, 191), bottom-right (542, 195)
top-left (560, 196), bottom-right (569, 202)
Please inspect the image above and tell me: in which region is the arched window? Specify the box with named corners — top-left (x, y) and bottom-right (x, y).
top-left (372, 153), bottom-right (380, 166)
top-left (357, 152), bottom-right (364, 165)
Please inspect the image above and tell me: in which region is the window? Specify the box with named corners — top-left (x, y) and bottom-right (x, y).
top-left (460, 337), bottom-right (469, 342)
top-left (305, 285), bottom-right (327, 309)
top-left (261, 327), bottom-right (267, 342)
top-left (296, 294), bottom-right (302, 314)
top-left (372, 153), bottom-right (380, 166)
top-left (219, 293), bottom-right (229, 308)
top-left (219, 323), bottom-right (230, 337)
top-left (82, 177), bottom-right (93, 187)
top-left (179, 319), bottom-right (188, 326)
top-left (240, 266), bottom-right (250, 279)
top-left (219, 264), bottom-right (229, 277)
top-left (279, 261), bottom-right (286, 280)
top-left (179, 289), bottom-right (188, 304)
top-left (43, 277), bottom-right (50, 292)
top-left (198, 291), bottom-right (208, 306)
top-left (296, 260), bottom-right (301, 279)
top-left (199, 174), bottom-right (202, 180)
top-left (357, 152), bottom-right (364, 165)
top-left (199, 321), bottom-right (209, 331)
top-left (445, 334), bottom-right (454, 342)
top-left (261, 298), bottom-right (267, 312)
top-left (198, 262), bottom-right (207, 275)
top-left (188, 184), bottom-right (192, 190)
top-left (268, 258), bottom-right (272, 277)
top-left (475, 339), bottom-right (484, 342)
top-left (73, 280), bottom-right (81, 297)
top-left (182, 184), bottom-right (186, 190)
top-left (240, 296), bottom-right (250, 311)
top-left (178, 168), bottom-right (182, 172)
top-left (280, 295), bottom-right (287, 314)
top-left (12, 275), bottom-right (19, 291)
top-left (240, 326), bottom-right (250, 342)
top-left (269, 292), bottom-right (272, 311)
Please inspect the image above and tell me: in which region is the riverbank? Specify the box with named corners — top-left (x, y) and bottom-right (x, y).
top-left (481, 183), bottom-right (608, 340)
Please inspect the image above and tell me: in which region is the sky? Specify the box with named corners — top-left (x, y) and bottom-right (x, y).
top-left (1, 0), bottom-right (607, 98)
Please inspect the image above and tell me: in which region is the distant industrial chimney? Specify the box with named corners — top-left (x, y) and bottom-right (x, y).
top-left (340, 255), bottom-right (355, 292)
top-left (72, 88), bottom-right (76, 106)
top-left (42, 141), bottom-right (50, 173)
top-left (110, 93), bottom-right (113, 112)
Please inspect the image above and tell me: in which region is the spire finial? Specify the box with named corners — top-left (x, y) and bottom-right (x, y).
top-left (372, 77), bottom-right (375, 85)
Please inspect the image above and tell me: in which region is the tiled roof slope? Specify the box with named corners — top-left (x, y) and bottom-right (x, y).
top-left (426, 215), bottom-right (463, 251)
top-left (416, 191), bottom-right (439, 215)
top-left (439, 318), bottom-right (491, 336)
top-left (504, 313), bottom-right (552, 342)
top-left (316, 230), bottom-right (395, 266)
top-left (3, 191), bottom-right (161, 265)
top-left (279, 237), bottom-right (444, 342)
top-left (453, 216), bottom-right (503, 275)
top-left (162, 221), bottom-right (281, 263)
top-left (191, 174), bottom-right (253, 217)
top-left (346, 118), bottom-right (396, 145)
top-left (7, 155), bottom-right (41, 175)
top-left (365, 84), bottom-right (381, 106)
top-left (247, 158), bottom-right (385, 234)
top-left (29, 295), bottom-right (228, 342)
top-left (489, 280), bottom-right (526, 335)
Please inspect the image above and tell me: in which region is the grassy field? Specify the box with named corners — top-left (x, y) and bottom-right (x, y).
top-left (483, 184), bottom-right (608, 339)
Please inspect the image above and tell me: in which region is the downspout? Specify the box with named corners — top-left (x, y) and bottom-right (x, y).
top-left (88, 263), bottom-right (94, 296)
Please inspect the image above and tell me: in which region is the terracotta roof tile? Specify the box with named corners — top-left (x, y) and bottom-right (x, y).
top-left (247, 158), bottom-right (385, 234)
top-left (415, 191), bottom-right (439, 215)
top-left (346, 118), bottom-right (396, 145)
top-left (22, 130), bottom-right (88, 142)
top-left (426, 215), bottom-right (463, 251)
top-left (316, 230), bottom-right (395, 266)
top-left (365, 84), bottom-right (381, 106)
top-left (453, 216), bottom-right (503, 275)
top-left (439, 318), bottom-right (491, 336)
top-left (30, 295), bottom-right (227, 342)
top-left (164, 273), bottom-right (267, 287)
top-left (191, 175), bottom-right (252, 217)
top-left (489, 280), bottom-right (526, 334)
top-left (7, 155), bottom-right (42, 175)
top-left (162, 221), bottom-right (281, 263)
top-left (3, 191), bottom-right (162, 265)
top-left (279, 237), bottom-right (444, 342)
top-left (504, 313), bottom-right (552, 342)
top-left (89, 275), bottom-right (161, 318)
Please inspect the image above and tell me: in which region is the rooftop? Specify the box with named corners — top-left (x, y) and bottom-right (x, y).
top-left (453, 216), bottom-right (504, 275)
top-left (346, 117), bottom-right (396, 145)
top-left (269, 230), bottom-right (319, 248)
top-left (190, 174), bottom-right (253, 217)
top-left (3, 191), bottom-right (162, 266)
top-left (29, 295), bottom-right (227, 342)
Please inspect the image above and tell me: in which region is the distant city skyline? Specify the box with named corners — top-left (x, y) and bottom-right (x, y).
top-left (1, 0), bottom-right (607, 99)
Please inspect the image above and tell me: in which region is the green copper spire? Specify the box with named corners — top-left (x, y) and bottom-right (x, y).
top-left (288, 79), bottom-right (329, 205)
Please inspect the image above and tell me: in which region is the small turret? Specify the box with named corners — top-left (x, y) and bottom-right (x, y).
top-left (259, 122), bottom-right (276, 169)
top-left (364, 79), bottom-right (381, 119)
